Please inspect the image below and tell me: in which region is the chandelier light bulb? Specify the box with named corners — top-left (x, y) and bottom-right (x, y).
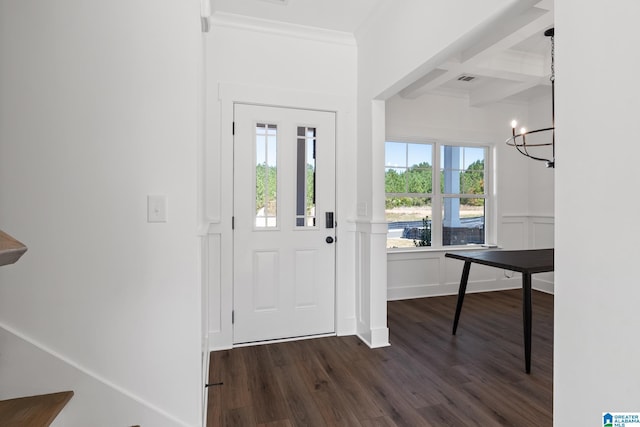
top-left (511, 120), bottom-right (518, 128)
top-left (520, 127), bottom-right (527, 135)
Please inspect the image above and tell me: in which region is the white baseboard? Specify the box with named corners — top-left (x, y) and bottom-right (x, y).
top-left (201, 339), bottom-right (210, 427)
top-left (533, 277), bottom-right (555, 294)
top-left (387, 277), bottom-right (523, 301)
top-left (356, 324), bottom-right (390, 349)
top-left (336, 316), bottom-right (357, 336)
top-left (208, 331), bottom-right (233, 351)
top-left (209, 315), bottom-right (358, 352)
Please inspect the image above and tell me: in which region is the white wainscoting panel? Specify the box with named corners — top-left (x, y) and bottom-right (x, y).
top-left (335, 220), bottom-right (357, 335)
top-left (387, 250), bottom-right (521, 300)
top-left (387, 215), bottom-right (555, 300)
top-left (444, 254), bottom-right (520, 295)
top-left (387, 253), bottom-right (440, 300)
top-left (207, 229), bottom-right (233, 350)
top-left (531, 216), bottom-right (554, 249)
top-left (500, 216), bottom-right (528, 249)
top-left (530, 216), bottom-right (554, 293)
top-left (207, 234), bottom-right (221, 335)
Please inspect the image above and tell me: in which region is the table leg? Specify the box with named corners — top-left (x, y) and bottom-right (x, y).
top-left (523, 273), bottom-right (532, 374)
top-left (452, 261), bottom-right (472, 335)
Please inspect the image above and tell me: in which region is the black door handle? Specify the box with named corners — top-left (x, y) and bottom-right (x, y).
top-left (326, 236), bottom-right (334, 244)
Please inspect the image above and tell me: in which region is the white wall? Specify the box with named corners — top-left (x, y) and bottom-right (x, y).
top-left (527, 93), bottom-right (555, 217)
top-left (555, 1), bottom-right (640, 425)
top-left (204, 15), bottom-right (359, 349)
top-left (353, 0), bottom-right (541, 348)
top-left (0, 328), bottom-right (181, 427)
top-left (385, 92), bottom-right (554, 299)
top-left (0, 1), bottom-right (202, 425)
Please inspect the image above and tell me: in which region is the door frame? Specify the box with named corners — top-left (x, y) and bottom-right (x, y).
top-left (206, 83), bottom-right (357, 350)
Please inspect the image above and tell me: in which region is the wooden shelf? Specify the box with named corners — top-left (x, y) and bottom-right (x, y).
top-left (0, 230), bottom-right (27, 267)
top-left (0, 391), bottom-right (74, 427)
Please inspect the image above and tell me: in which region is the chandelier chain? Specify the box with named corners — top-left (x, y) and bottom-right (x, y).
top-left (550, 35), bottom-right (555, 83)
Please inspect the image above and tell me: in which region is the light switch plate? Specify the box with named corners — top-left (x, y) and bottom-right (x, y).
top-left (147, 195), bottom-right (167, 223)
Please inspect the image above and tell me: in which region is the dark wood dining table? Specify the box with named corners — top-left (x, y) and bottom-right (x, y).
top-left (445, 248), bottom-right (554, 373)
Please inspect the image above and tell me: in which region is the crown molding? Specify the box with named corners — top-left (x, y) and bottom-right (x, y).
top-left (209, 11), bottom-right (356, 46)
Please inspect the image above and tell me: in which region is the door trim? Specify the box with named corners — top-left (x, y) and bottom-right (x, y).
top-left (206, 82), bottom-right (357, 351)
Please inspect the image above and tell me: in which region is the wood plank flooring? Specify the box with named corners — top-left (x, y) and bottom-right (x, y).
top-left (208, 290), bottom-right (553, 426)
top-left (0, 391), bottom-right (74, 427)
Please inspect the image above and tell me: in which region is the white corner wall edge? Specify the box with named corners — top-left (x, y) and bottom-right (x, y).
top-left (0, 323), bottom-right (196, 427)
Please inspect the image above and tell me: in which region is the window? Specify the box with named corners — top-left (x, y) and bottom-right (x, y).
top-left (255, 123), bottom-right (277, 228)
top-left (385, 140), bottom-right (487, 249)
top-left (296, 126), bottom-right (316, 227)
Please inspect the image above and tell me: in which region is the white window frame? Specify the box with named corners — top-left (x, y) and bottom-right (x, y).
top-left (385, 138), bottom-right (494, 251)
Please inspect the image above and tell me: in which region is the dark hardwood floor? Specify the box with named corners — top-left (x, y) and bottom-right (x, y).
top-left (208, 289), bottom-right (553, 426)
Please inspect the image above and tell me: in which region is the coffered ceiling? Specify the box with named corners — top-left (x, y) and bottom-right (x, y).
top-left (403, 0), bottom-right (555, 106)
top-left (210, 0), bottom-right (554, 105)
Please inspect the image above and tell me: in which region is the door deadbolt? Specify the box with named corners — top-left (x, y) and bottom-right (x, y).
top-left (326, 236), bottom-right (334, 244)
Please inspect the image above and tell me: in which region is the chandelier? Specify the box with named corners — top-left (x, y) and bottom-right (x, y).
top-left (506, 28), bottom-right (555, 168)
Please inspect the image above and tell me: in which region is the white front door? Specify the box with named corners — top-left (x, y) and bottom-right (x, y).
top-left (233, 104), bottom-right (336, 344)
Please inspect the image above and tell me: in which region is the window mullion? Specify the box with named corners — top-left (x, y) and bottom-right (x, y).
top-left (431, 143), bottom-right (443, 247)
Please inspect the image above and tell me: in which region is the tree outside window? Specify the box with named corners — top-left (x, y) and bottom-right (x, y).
top-left (385, 141), bottom-right (487, 249)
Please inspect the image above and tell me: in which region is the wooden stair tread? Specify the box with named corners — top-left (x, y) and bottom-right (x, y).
top-left (0, 391), bottom-right (74, 427)
top-left (0, 230), bottom-right (28, 267)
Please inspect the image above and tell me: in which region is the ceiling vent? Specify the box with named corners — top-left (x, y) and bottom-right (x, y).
top-left (457, 75), bottom-right (476, 82)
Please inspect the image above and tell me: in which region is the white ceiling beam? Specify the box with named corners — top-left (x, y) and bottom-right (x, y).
top-left (469, 50), bottom-right (546, 80)
top-left (400, 49), bottom-right (547, 99)
top-left (459, 7), bottom-right (549, 62)
top-left (398, 68), bottom-right (450, 99)
top-left (469, 76), bottom-right (548, 107)
top-left (384, 0), bottom-right (542, 100)
top-left (534, 0), bottom-right (554, 12)
top-left (399, 60), bottom-right (466, 99)
top-left (461, 6), bottom-right (553, 61)
top-left (399, 5), bottom-right (553, 100)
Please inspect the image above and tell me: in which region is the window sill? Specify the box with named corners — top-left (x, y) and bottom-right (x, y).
top-left (386, 244), bottom-right (499, 255)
